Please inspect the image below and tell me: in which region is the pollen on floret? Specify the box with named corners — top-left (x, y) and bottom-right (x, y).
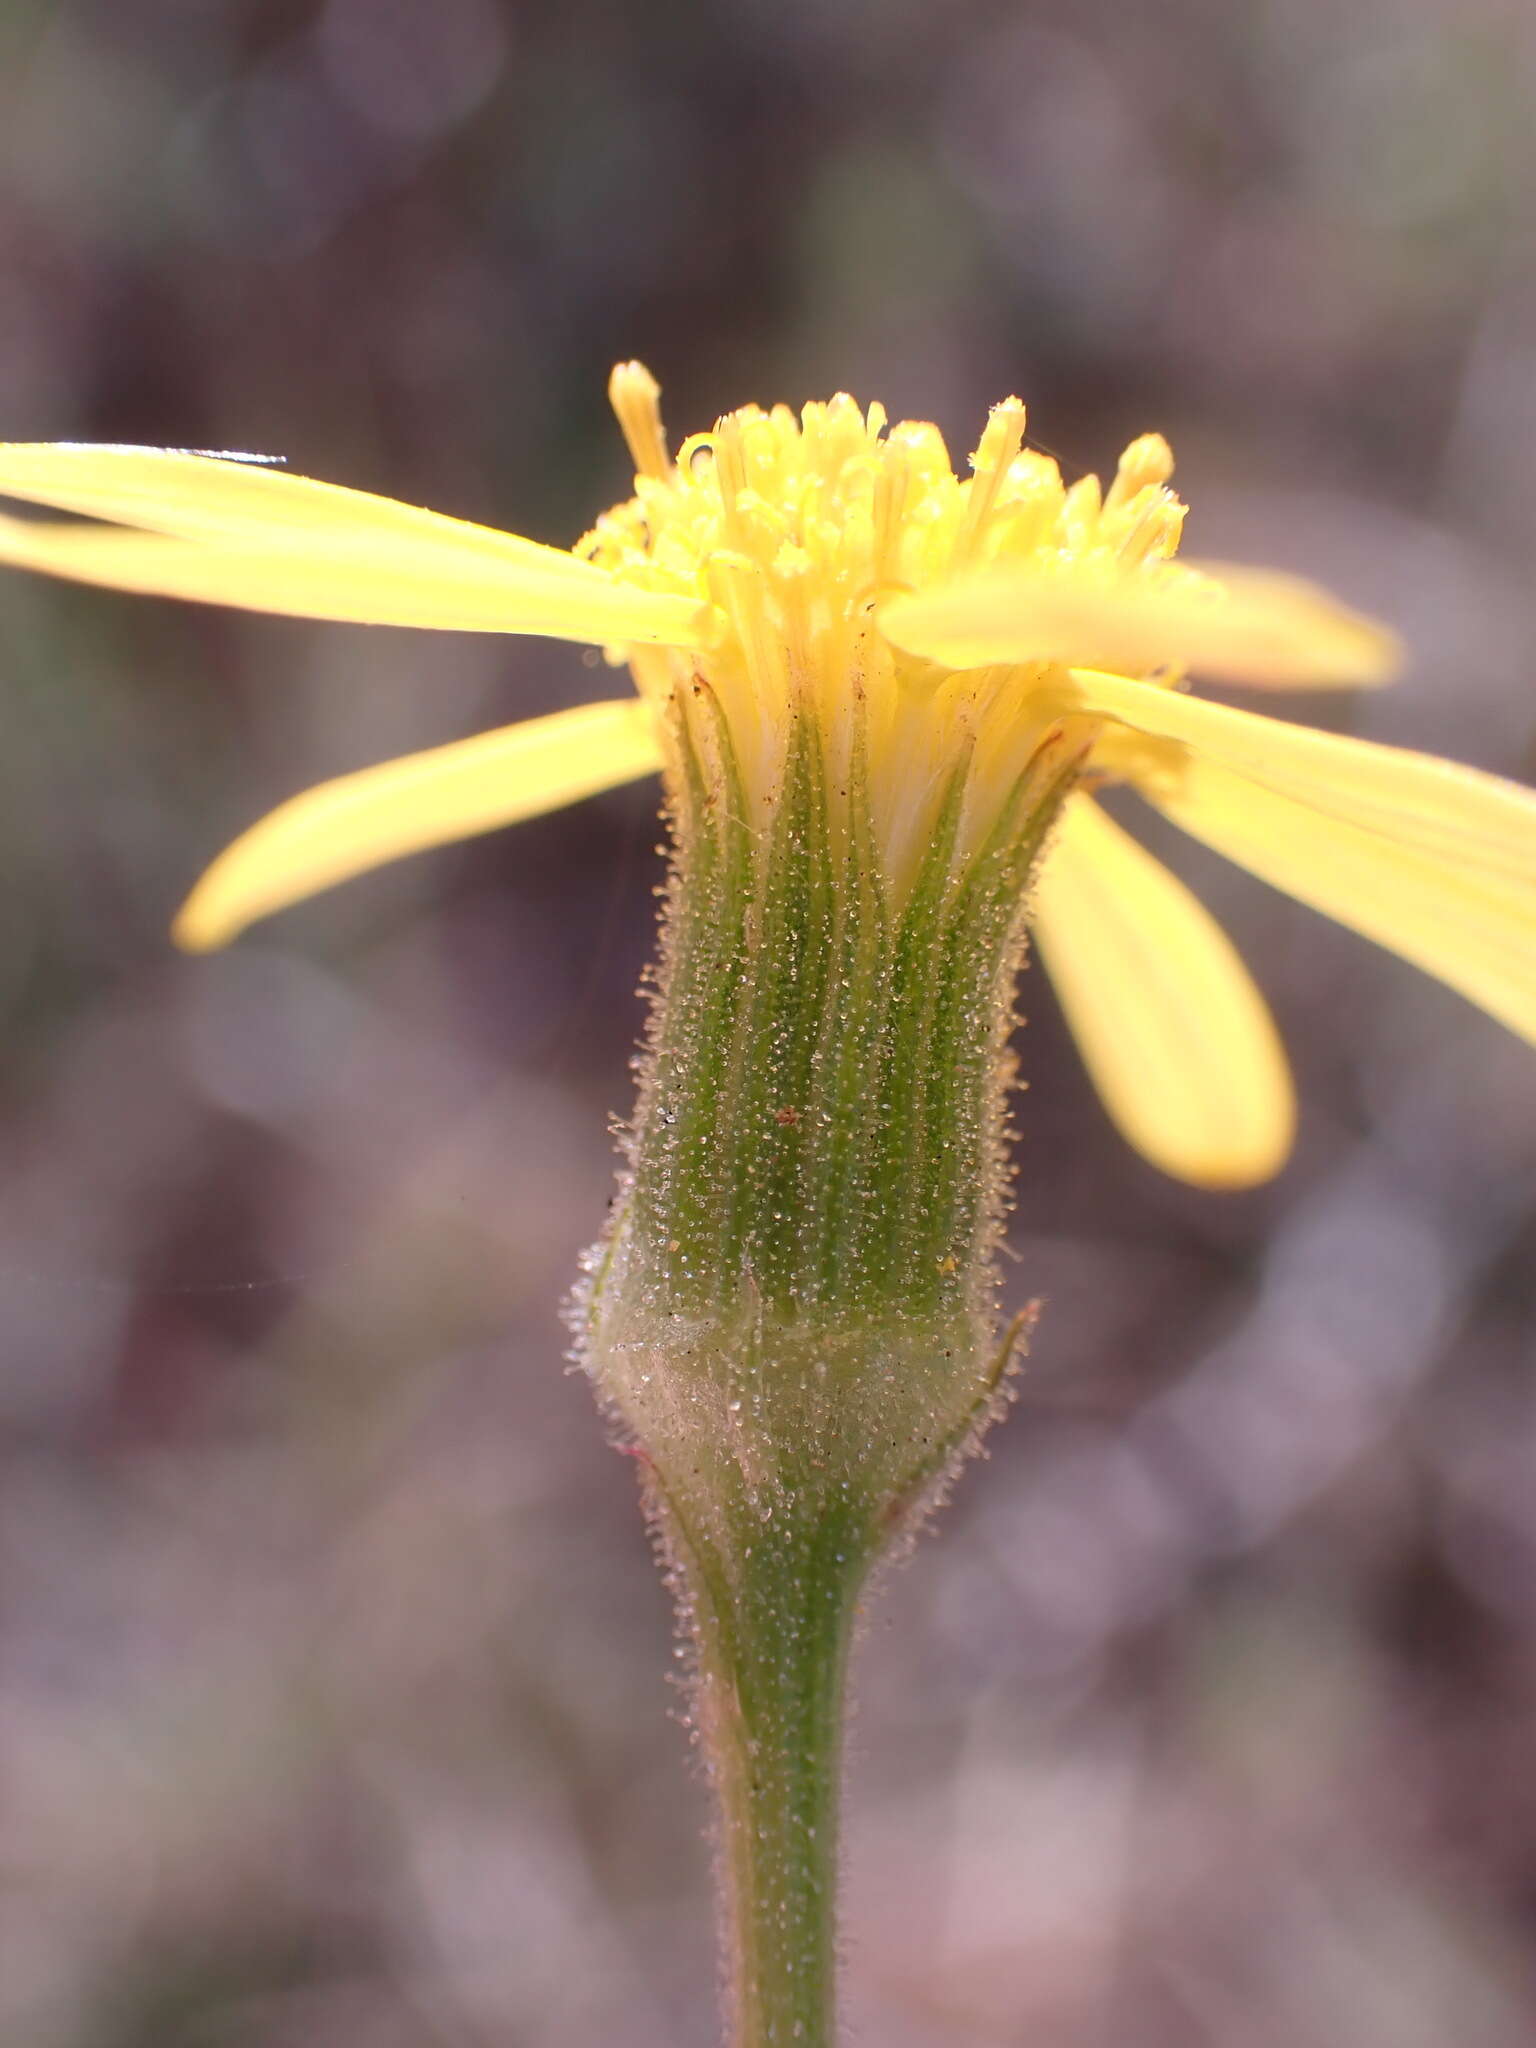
top-left (584, 367), bottom-right (1187, 641)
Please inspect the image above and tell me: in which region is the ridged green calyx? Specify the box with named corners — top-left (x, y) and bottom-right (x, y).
top-left (582, 686), bottom-right (1084, 1524)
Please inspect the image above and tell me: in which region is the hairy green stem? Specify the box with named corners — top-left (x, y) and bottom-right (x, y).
top-left (664, 1489), bottom-right (864, 2048)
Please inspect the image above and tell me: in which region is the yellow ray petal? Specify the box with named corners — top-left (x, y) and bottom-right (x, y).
top-left (0, 449), bottom-right (704, 646)
top-left (1142, 753), bottom-right (1536, 1047)
top-left (879, 559), bottom-right (1400, 686)
top-left (1067, 667), bottom-right (1536, 892)
top-left (1032, 795), bottom-right (1295, 1187)
top-left (0, 440), bottom-right (609, 565)
top-left (0, 511), bottom-right (699, 645)
top-left (173, 697), bottom-right (665, 951)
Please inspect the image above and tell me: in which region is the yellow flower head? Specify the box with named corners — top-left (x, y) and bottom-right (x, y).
top-left (586, 366), bottom-right (1385, 889)
top-left (590, 370), bottom-right (1185, 871)
top-left (2, 366), bottom-right (1532, 1191)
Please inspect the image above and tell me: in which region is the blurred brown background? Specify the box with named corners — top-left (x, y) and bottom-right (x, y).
top-left (3, 2), bottom-right (1536, 2043)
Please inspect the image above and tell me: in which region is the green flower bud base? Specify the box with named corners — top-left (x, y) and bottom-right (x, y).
top-left (577, 684), bottom-right (1083, 2046)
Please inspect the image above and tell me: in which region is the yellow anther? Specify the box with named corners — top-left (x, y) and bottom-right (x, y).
top-left (1105, 432), bottom-right (1175, 511)
top-left (710, 415), bottom-right (753, 550)
top-left (951, 398), bottom-right (1028, 569)
top-left (608, 361), bottom-right (672, 482)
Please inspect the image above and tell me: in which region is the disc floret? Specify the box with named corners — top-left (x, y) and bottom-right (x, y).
top-left (584, 364), bottom-right (1192, 888)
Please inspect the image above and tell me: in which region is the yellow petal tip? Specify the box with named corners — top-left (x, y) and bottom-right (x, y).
top-left (1169, 1134), bottom-right (1293, 1192)
top-left (169, 897), bottom-right (230, 954)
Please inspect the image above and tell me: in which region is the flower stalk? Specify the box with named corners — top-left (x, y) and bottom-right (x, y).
top-left (656, 1449), bottom-right (862, 2046)
top-left (579, 689), bottom-right (1083, 2041)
